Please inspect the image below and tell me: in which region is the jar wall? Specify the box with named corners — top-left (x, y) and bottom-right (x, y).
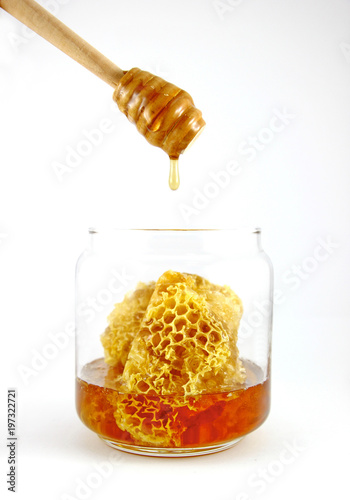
top-left (75, 229), bottom-right (273, 456)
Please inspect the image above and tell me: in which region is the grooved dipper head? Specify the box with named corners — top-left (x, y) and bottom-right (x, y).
top-left (113, 68), bottom-right (205, 158)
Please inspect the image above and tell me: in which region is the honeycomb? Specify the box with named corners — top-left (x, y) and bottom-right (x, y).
top-left (98, 271), bottom-right (246, 446)
top-left (122, 270), bottom-right (246, 396)
top-left (101, 281), bottom-right (155, 373)
top-left (108, 389), bottom-right (242, 448)
top-left (110, 392), bottom-right (185, 447)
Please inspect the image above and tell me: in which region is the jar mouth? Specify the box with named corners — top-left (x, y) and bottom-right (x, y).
top-left (87, 227), bottom-right (263, 256)
top-left (88, 227), bottom-right (261, 235)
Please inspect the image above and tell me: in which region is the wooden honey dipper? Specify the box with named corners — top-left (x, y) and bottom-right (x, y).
top-left (0, 0), bottom-right (205, 190)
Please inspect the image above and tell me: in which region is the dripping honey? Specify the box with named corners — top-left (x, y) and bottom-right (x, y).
top-left (76, 358), bottom-right (270, 448)
top-left (169, 157), bottom-right (180, 190)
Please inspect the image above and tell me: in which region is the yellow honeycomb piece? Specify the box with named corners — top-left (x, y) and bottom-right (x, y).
top-left (122, 270), bottom-right (246, 396)
top-left (108, 391), bottom-right (232, 448)
top-left (101, 281), bottom-right (155, 372)
top-left (109, 393), bottom-right (185, 447)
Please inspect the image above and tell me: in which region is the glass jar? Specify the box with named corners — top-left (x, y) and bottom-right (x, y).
top-left (75, 228), bottom-right (273, 457)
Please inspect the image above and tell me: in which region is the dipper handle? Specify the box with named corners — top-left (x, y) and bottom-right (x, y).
top-left (0, 0), bottom-right (124, 87)
top-left (0, 0), bottom-right (206, 165)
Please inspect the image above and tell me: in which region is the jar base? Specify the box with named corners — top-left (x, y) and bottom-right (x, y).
top-left (99, 436), bottom-right (244, 457)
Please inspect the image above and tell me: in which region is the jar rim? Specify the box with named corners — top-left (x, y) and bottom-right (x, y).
top-left (88, 227), bottom-right (261, 235)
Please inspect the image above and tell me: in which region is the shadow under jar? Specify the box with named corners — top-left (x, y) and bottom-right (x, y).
top-left (75, 229), bottom-right (273, 457)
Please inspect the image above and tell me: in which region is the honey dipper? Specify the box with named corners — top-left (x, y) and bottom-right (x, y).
top-left (0, 0), bottom-right (205, 190)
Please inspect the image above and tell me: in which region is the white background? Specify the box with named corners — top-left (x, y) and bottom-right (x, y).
top-left (1, 0), bottom-right (350, 498)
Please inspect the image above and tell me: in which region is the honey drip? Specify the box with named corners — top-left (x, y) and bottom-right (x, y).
top-left (169, 157), bottom-right (180, 190)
